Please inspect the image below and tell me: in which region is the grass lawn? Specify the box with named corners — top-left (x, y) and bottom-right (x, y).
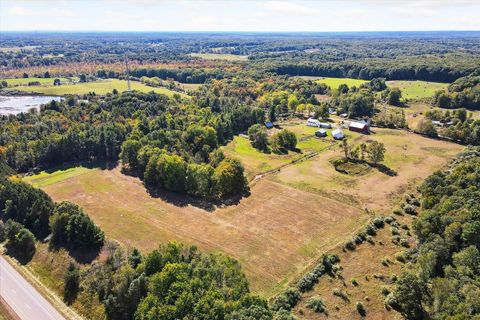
top-left (1, 77), bottom-right (76, 86)
top-left (386, 80), bottom-right (448, 100)
top-left (10, 79), bottom-right (189, 98)
top-left (296, 76), bottom-right (368, 88)
top-left (190, 53), bottom-right (248, 61)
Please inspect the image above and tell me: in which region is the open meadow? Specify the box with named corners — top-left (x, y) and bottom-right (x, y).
top-left (22, 124), bottom-right (463, 297)
top-left (385, 80), bottom-right (448, 100)
top-left (7, 79), bottom-right (188, 98)
top-left (190, 53), bottom-right (248, 61)
top-left (2, 77), bottom-right (76, 86)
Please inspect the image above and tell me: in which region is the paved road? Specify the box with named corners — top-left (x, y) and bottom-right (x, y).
top-left (0, 255), bottom-right (65, 320)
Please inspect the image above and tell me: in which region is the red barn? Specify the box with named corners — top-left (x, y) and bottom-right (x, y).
top-left (349, 121), bottom-right (369, 134)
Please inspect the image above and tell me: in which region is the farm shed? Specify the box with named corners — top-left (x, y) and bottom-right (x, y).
top-left (349, 121), bottom-right (369, 134)
top-left (306, 118), bottom-right (321, 127)
top-left (315, 129), bottom-right (327, 137)
top-left (318, 122), bottom-right (332, 129)
top-left (332, 129), bottom-right (345, 140)
top-left (265, 121), bottom-right (273, 129)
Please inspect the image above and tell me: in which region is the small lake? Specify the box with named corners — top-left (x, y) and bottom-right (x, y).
top-left (0, 95), bottom-right (62, 115)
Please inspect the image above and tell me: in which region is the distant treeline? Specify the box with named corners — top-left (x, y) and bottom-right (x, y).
top-left (265, 55), bottom-right (480, 82)
top-left (129, 67), bottom-right (228, 84)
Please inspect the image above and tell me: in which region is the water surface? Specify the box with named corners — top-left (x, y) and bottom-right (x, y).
top-left (0, 95), bottom-right (62, 115)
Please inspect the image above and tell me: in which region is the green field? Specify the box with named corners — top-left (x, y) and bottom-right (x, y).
top-left (297, 76), bottom-right (368, 88)
top-left (190, 53), bottom-right (248, 61)
top-left (386, 80), bottom-right (448, 100)
top-left (1, 77), bottom-right (76, 86)
top-left (222, 136), bottom-right (301, 180)
top-left (22, 166), bottom-right (94, 188)
top-left (9, 79), bottom-right (188, 98)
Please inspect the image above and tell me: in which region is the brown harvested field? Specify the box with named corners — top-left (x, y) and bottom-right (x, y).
top-left (34, 167), bottom-right (367, 297)
top-left (271, 128), bottom-right (464, 212)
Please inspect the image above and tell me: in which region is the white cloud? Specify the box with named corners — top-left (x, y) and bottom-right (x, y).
top-left (7, 5), bottom-right (73, 17)
top-left (262, 1), bottom-right (319, 16)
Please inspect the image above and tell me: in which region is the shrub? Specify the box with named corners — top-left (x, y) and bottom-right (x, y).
top-left (332, 288), bottom-right (349, 301)
top-left (391, 227), bottom-right (400, 235)
top-left (356, 302), bottom-right (367, 316)
top-left (400, 239), bottom-right (410, 248)
top-left (306, 297), bottom-right (327, 314)
top-left (272, 288), bottom-right (301, 311)
top-left (403, 204), bottom-right (417, 215)
top-left (345, 240), bottom-right (356, 250)
top-left (63, 262), bottom-right (80, 304)
top-left (354, 232), bottom-right (366, 244)
top-left (372, 217), bottom-right (385, 228)
top-left (351, 279), bottom-right (359, 286)
top-left (384, 216), bottom-right (395, 224)
top-left (393, 209), bottom-right (403, 215)
top-left (365, 224), bottom-right (377, 236)
top-left (297, 272), bottom-right (318, 292)
top-left (381, 286), bottom-right (390, 296)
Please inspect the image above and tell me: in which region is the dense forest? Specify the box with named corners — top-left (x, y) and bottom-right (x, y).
top-left (388, 148), bottom-right (480, 319)
top-left (2, 32), bottom-right (480, 83)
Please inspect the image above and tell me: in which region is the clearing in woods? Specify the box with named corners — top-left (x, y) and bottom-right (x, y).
top-left (385, 80), bottom-right (448, 100)
top-left (22, 126), bottom-right (463, 297)
top-left (190, 53), bottom-right (248, 61)
top-left (8, 79), bottom-right (188, 98)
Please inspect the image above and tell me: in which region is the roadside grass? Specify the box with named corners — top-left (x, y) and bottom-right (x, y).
top-left (10, 79), bottom-right (188, 98)
top-left (1, 77), bottom-right (76, 86)
top-left (27, 242), bottom-right (105, 320)
top-left (386, 80), bottom-right (448, 100)
top-left (190, 53), bottom-right (248, 61)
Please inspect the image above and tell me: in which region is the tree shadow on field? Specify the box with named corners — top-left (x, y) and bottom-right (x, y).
top-left (48, 244), bottom-right (101, 264)
top-left (146, 186), bottom-right (249, 212)
top-left (40, 160), bottom-right (117, 174)
top-left (372, 163), bottom-right (398, 177)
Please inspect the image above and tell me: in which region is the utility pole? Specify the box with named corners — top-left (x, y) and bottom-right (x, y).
top-left (124, 53), bottom-right (131, 91)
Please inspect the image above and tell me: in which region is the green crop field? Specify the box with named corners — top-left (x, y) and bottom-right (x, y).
top-left (10, 79), bottom-right (189, 98)
top-left (1, 77), bottom-right (76, 86)
top-left (190, 53), bottom-right (248, 61)
top-left (387, 80), bottom-right (448, 100)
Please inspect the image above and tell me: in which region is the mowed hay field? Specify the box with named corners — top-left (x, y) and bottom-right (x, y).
top-left (386, 80), bottom-right (448, 100)
top-left (10, 79), bottom-right (188, 98)
top-left (24, 164), bottom-right (367, 297)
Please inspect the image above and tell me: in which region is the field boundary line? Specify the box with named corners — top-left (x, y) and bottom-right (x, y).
top-left (250, 141), bottom-right (337, 186)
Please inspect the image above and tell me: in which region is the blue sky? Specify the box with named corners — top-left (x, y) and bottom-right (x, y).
top-left (1, 0), bottom-right (479, 32)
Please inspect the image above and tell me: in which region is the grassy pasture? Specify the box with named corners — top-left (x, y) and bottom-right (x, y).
top-left (1, 77), bottom-right (76, 86)
top-left (386, 80), bottom-right (448, 100)
top-left (190, 53), bottom-right (248, 61)
top-left (271, 128), bottom-right (463, 211)
top-left (297, 76), bottom-right (368, 88)
top-left (22, 166), bottom-right (93, 188)
top-left (221, 135), bottom-right (302, 180)
top-left (9, 79), bottom-right (188, 98)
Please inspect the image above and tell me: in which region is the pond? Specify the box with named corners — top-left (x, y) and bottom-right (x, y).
top-left (0, 95), bottom-right (62, 115)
